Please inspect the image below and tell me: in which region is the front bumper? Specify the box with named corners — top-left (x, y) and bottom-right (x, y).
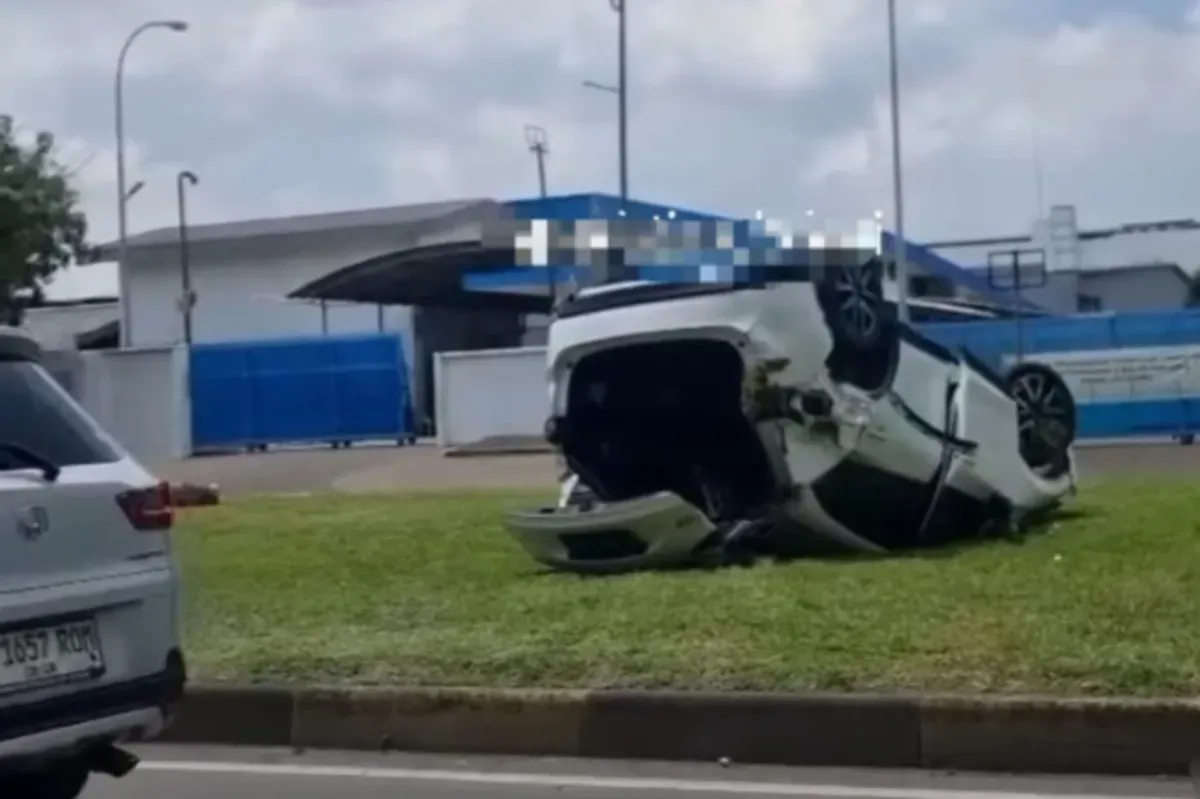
top-left (506, 492), bottom-right (717, 573)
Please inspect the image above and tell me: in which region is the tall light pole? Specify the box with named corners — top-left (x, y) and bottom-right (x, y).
top-left (524, 125), bottom-right (555, 310)
top-left (612, 0), bottom-right (628, 206)
top-left (524, 125), bottom-right (549, 198)
top-left (176, 170), bottom-right (199, 345)
top-left (115, 19), bottom-right (189, 347)
top-left (580, 0), bottom-right (628, 287)
top-left (885, 0), bottom-right (908, 323)
top-left (583, 0), bottom-right (629, 206)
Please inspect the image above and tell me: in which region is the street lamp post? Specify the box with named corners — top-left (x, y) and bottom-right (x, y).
top-left (885, 0), bottom-right (909, 323)
top-left (176, 170), bottom-right (199, 345)
top-left (524, 125), bottom-right (555, 310)
top-left (580, 0), bottom-right (628, 287)
top-left (524, 125), bottom-right (549, 198)
top-left (611, 0), bottom-right (628, 206)
top-left (583, 0), bottom-right (629, 206)
top-left (115, 19), bottom-right (188, 347)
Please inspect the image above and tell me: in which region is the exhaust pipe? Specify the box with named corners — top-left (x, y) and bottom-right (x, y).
top-left (86, 744), bottom-right (140, 778)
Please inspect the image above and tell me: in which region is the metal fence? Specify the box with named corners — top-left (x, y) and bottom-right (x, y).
top-left (188, 333), bottom-right (415, 451)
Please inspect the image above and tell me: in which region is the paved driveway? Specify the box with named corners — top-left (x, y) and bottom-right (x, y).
top-left (152, 444), bottom-right (558, 496)
top-left (1075, 442), bottom-right (1200, 477)
top-left (150, 441), bottom-right (1200, 498)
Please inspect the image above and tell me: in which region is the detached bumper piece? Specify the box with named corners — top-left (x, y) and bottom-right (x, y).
top-left (506, 492), bottom-right (723, 574)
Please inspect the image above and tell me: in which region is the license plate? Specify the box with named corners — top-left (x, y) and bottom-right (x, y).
top-left (0, 619), bottom-right (104, 692)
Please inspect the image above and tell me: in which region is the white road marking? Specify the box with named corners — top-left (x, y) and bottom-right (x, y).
top-left (137, 760), bottom-right (1182, 799)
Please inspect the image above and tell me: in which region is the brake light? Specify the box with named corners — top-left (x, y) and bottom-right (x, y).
top-left (117, 482), bottom-right (174, 531)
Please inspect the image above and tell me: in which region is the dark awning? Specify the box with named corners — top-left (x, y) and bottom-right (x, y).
top-left (286, 200), bottom-right (545, 312)
top-left (288, 240), bottom-right (543, 312)
top-left (75, 320), bottom-right (120, 350)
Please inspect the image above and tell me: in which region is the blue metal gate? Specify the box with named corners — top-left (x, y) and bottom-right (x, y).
top-left (189, 333), bottom-right (414, 451)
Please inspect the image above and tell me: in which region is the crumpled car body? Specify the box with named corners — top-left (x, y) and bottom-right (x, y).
top-left (506, 262), bottom-right (1077, 573)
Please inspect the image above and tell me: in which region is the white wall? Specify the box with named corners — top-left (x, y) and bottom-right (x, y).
top-left (123, 229), bottom-right (414, 348)
top-left (933, 227), bottom-right (1200, 276)
top-left (1078, 269), bottom-right (1190, 312)
top-left (49, 346), bottom-right (190, 464)
top-left (21, 302), bottom-right (119, 350)
top-left (434, 347), bottom-right (547, 447)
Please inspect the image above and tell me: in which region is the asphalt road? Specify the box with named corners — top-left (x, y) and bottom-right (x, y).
top-left (84, 746), bottom-right (1195, 799)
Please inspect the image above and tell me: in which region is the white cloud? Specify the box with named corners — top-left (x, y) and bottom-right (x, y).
top-left (3, 0), bottom-right (1200, 299)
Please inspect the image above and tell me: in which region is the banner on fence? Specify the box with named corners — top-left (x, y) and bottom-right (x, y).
top-left (1005, 344), bottom-right (1200, 401)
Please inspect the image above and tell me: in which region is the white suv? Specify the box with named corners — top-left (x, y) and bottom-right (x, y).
top-left (0, 328), bottom-right (185, 798)
top-left (508, 260), bottom-right (1076, 572)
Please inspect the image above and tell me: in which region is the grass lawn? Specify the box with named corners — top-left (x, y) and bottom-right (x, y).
top-left (176, 484), bottom-right (1200, 696)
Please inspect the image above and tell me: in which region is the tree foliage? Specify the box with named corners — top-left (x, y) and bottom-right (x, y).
top-left (0, 115), bottom-right (89, 322)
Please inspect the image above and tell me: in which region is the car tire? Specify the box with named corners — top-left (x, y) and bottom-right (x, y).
top-left (1007, 362), bottom-right (1077, 473)
top-left (0, 762), bottom-right (89, 799)
top-left (816, 257), bottom-right (893, 354)
top-left (817, 257), bottom-right (899, 394)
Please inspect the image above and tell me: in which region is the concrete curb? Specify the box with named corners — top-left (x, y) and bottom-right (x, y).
top-left (162, 685), bottom-right (1200, 775)
top-left (443, 445), bottom-right (554, 458)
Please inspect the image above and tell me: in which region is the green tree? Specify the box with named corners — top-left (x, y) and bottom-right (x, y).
top-left (0, 115), bottom-right (89, 324)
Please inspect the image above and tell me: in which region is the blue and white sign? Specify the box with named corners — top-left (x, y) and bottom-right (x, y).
top-left (1007, 345), bottom-right (1200, 402)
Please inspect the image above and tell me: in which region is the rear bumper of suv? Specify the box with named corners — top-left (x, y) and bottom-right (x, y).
top-left (0, 648), bottom-right (186, 765)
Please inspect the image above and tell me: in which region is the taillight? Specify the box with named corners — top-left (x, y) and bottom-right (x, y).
top-left (117, 482), bottom-right (174, 531)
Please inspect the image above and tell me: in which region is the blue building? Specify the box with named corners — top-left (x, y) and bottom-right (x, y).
top-left (457, 193), bottom-right (1043, 313)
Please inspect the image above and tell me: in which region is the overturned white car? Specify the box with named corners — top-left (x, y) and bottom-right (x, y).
top-left (506, 258), bottom-right (1077, 572)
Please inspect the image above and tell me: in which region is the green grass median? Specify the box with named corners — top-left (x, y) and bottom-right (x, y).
top-left (176, 484), bottom-right (1200, 696)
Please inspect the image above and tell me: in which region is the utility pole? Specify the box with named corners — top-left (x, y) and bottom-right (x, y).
top-left (581, 0), bottom-right (629, 287)
top-left (176, 170), bottom-right (199, 345)
top-left (886, 0), bottom-right (909, 323)
top-left (524, 125), bottom-right (549, 198)
top-left (115, 19), bottom-right (189, 347)
top-left (612, 0), bottom-right (628, 206)
top-left (524, 125), bottom-right (555, 311)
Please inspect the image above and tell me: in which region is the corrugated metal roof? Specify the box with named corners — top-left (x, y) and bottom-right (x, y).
top-left (93, 198), bottom-right (495, 259)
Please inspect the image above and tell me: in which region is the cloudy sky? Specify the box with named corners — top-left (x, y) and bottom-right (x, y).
top-left (3, 0), bottom-right (1199, 298)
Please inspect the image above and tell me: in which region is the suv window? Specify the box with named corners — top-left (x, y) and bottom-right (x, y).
top-left (0, 361), bottom-right (121, 468)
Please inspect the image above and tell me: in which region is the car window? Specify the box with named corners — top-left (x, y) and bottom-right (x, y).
top-left (0, 360), bottom-right (121, 468)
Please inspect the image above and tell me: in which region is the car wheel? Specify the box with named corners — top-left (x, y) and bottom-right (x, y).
top-left (1007, 362), bottom-right (1077, 472)
top-left (0, 763), bottom-right (89, 799)
top-left (816, 257), bottom-right (892, 353)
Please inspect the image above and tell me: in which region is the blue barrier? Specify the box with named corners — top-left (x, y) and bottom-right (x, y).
top-left (1078, 399), bottom-right (1199, 438)
top-left (918, 308), bottom-right (1200, 361)
top-left (914, 308), bottom-right (1200, 441)
top-left (189, 334), bottom-right (414, 450)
